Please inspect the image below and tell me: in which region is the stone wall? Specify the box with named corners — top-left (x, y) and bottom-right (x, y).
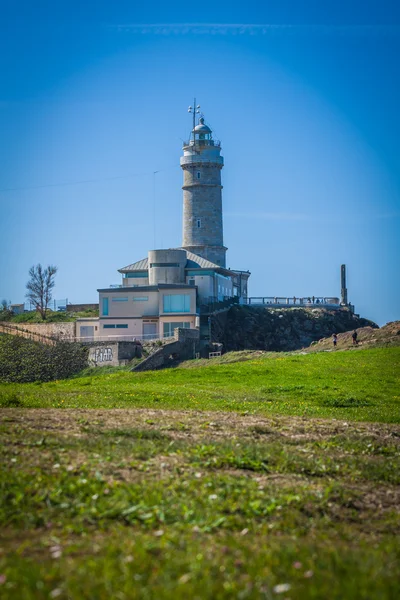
top-left (132, 328), bottom-right (200, 372)
top-left (5, 322), bottom-right (77, 340)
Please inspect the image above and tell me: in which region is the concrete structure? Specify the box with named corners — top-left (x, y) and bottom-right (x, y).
top-left (341, 264), bottom-right (348, 306)
top-left (88, 341), bottom-right (142, 367)
top-left (10, 304), bottom-right (25, 315)
top-left (132, 327), bottom-right (200, 371)
top-left (94, 109), bottom-right (251, 341)
top-left (181, 117), bottom-right (226, 267)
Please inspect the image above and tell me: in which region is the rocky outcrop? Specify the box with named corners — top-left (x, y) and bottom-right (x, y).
top-left (211, 306), bottom-right (377, 352)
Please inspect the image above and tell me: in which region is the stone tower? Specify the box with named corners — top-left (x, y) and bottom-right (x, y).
top-left (180, 115), bottom-right (227, 267)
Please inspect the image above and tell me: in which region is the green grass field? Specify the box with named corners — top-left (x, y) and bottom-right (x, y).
top-left (0, 346), bottom-right (399, 598)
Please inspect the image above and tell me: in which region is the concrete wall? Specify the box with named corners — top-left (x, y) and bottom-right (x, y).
top-left (186, 274), bottom-right (215, 299)
top-left (148, 249), bottom-right (186, 285)
top-left (88, 341), bottom-right (142, 367)
top-left (98, 318), bottom-right (143, 339)
top-left (123, 277), bottom-right (149, 287)
top-left (99, 290), bottom-right (159, 318)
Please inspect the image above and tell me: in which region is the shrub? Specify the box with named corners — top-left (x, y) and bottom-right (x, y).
top-left (0, 334), bottom-right (89, 383)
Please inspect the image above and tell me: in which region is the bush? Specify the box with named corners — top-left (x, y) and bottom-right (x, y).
top-left (10, 311), bottom-right (74, 323)
top-left (0, 334), bottom-right (89, 383)
top-left (0, 308), bottom-right (13, 322)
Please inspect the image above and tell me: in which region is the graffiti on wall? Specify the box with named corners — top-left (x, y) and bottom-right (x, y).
top-left (93, 347), bottom-right (113, 363)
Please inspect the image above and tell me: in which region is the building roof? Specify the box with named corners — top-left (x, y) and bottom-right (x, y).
top-left (118, 249), bottom-right (231, 275)
top-left (193, 117), bottom-right (212, 134)
top-left (97, 284), bottom-right (196, 293)
top-left (119, 257), bottom-right (148, 272)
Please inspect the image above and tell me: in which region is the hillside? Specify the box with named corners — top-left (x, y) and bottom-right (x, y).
top-left (1, 345), bottom-right (399, 599)
top-left (212, 305), bottom-right (377, 351)
top-left (308, 320), bottom-right (400, 351)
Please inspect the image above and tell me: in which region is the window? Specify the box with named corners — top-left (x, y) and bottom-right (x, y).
top-left (150, 263), bottom-right (180, 268)
top-left (197, 171), bottom-right (201, 179)
top-left (163, 294), bottom-right (191, 313)
top-left (103, 324), bottom-right (114, 329)
top-left (163, 322), bottom-right (190, 337)
top-left (186, 270), bottom-right (215, 277)
top-left (102, 297), bottom-right (109, 316)
top-left (116, 324), bottom-right (128, 329)
top-left (189, 279), bottom-right (195, 286)
top-left (196, 218), bottom-right (201, 228)
top-left (125, 272), bottom-right (147, 278)
top-left (112, 297), bottom-right (128, 302)
top-left (133, 296), bottom-right (149, 302)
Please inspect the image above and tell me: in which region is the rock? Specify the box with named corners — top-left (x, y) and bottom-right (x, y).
top-left (211, 306), bottom-right (377, 352)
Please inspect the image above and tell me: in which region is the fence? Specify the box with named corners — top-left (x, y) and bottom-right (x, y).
top-left (71, 332), bottom-right (176, 343)
top-left (245, 297), bottom-right (340, 307)
top-left (23, 298), bottom-right (69, 312)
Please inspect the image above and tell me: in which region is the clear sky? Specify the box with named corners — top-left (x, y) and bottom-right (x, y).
top-left (0, 0), bottom-right (399, 326)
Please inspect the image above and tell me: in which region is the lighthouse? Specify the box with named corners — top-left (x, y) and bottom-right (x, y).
top-left (180, 108), bottom-right (227, 268)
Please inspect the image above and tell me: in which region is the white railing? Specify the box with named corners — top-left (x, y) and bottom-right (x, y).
top-left (69, 332), bottom-right (176, 343)
top-left (245, 297), bottom-right (341, 307)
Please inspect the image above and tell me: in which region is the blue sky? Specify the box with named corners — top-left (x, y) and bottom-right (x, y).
top-left (0, 1), bottom-right (399, 325)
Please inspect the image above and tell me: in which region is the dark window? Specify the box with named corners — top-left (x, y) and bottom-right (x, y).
top-left (150, 263), bottom-right (180, 268)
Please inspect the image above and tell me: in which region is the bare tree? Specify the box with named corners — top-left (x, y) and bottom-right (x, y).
top-left (26, 264), bottom-right (58, 320)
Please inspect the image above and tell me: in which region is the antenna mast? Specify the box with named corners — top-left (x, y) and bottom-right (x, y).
top-left (188, 98), bottom-right (200, 146)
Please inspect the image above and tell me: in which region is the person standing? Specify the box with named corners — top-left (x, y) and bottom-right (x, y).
top-left (332, 333), bottom-right (338, 348)
top-left (352, 330), bottom-right (358, 345)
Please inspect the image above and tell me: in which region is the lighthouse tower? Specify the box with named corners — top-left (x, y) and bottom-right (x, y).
top-left (180, 110), bottom-right (227, 268)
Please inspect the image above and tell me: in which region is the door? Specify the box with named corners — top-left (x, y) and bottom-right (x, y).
top-left (143, 322), bottom-right (157, 340)
top-left (80, 326), bottom-right (94, 341)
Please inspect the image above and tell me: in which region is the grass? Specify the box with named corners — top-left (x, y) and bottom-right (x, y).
top-left (0, 346), bottom-right (399, 598)
top-left (1, 347), bottom-right (399, 423)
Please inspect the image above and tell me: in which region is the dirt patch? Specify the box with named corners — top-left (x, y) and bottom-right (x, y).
top-left (2, 408), bottom-right (400, 445)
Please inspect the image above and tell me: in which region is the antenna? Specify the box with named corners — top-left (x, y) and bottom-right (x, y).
top-left (188, 98), bottom-right (201, 145)
top-left (153, 171), bottom-right (158, 249)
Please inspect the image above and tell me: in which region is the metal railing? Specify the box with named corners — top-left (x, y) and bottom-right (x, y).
top-left (183, 139), bottom-right (221, 147)
top-left (70, 332), bottom-right (176, 344)
top-left (245, 297), bottom-right (340, 307)
top-left (199, 296), bottom-right (239, 314)
top-left (20, 298), bottom-right (69, 313)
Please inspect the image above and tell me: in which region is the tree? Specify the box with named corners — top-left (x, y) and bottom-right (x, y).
top-left (26, 264), bottom-right (58, 320)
